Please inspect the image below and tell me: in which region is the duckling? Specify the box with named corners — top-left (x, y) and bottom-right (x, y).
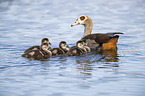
top-left (66, 40), bottom-right (86, 56)
top-left (84, 45), bottom-right (91, 52)
top-left (81, 39), bottom-right (91, 52)
top-left (24, 38), bottom-right (51, 53)
top-left (22, 43), bottom-right (52, 60)
top-left (77, 40), bottom-right (87, 53)
top-left (51, 41), bottom-right (69, 56)
top-left (71, 15), bottom-right (124, 50)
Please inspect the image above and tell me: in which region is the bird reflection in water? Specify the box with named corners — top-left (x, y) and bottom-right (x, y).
top-left (76, 50), bottom-right (119, 76)
top-left (99, 50), bottom-right (119, 62)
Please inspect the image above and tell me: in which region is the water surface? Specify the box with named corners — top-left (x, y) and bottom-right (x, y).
top-left (0, 0), bottom-right (145, 96)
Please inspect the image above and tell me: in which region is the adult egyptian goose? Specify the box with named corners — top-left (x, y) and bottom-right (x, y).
top-left (66, 40), bottom-right (87, 56)
top-left (22, 43), bottom-right (52, 60)
top-left (24, 38), bottom-right (51, 53)
top-left (51, 41), bottom-right (69, 56)
top-left (71, 15), bottom-right (123, 51)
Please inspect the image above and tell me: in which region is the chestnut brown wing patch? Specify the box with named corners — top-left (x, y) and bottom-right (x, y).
top-left (82, 34), bottom-right (111, 44)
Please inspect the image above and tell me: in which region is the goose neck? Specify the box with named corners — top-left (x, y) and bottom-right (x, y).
top-left (83, 20), bottom-right (93, 38)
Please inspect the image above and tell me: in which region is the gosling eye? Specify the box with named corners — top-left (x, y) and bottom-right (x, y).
top-left (80, 16), bottom-right (85, 21)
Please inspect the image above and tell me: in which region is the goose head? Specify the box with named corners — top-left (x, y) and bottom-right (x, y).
top-left (71, 15), bottom-right (93, 37)
top-left (71, 15), bottom-right (89, 26)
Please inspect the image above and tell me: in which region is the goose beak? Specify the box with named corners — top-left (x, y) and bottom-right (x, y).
top-left (71, 19), bottom-right (80, 27)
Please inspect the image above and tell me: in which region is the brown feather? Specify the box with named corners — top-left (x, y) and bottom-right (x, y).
top-left (82, 33), bottom-right (120, 50)
top-left (102, 36), bottom-right (119, 50)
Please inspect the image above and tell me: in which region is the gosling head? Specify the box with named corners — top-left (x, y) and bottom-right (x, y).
top-left (81, 39), bottom-right (87, 45)
top-left (76, 40), bottom-right (85, 48)
top-left (59, 41), bottom-right (69, 49)
top-left (71, 15), bottom-right (91, 27)
top-left (41, 38), bottom-right (51, 45)
top-left (41, 43), bottom-right (49, 50)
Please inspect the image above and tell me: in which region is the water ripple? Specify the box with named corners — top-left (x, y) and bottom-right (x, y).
top-left (0, 0), bottom-right (145, 96)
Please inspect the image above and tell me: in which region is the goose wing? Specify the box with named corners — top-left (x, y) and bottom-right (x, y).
top-left (82, 32), bottom-right (123, 44)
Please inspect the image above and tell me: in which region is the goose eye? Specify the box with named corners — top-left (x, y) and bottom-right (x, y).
top-left (80, 16), bottom-right (85, 20)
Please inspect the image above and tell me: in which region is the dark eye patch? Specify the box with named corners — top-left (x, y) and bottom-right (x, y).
top-left (43, 43), bottom-right (48, 46)
top-left (80, 16), bottom-right (85, 20)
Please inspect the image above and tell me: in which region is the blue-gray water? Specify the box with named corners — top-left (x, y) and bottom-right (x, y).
top-left (0, 0), bottom-right (145, 96)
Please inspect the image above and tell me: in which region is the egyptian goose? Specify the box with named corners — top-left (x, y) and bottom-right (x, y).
top-left (71, 15), bottom-right (123, 51)
top-left (66, 40), bottom-right (87, 56)
top-left (81, 39), bottom-right (91, 52)
top-left (51, 41), bottom-right (69, 56)
top-left (22, 43), bottom-right (52, 60)
top-left (24, 38), bottom-right (51, 53)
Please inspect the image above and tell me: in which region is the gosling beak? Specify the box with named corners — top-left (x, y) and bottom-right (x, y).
top-left (49, 42), bottom-right (51, 45)
top-left (67, 45), bottom-right (69, 48)
top-left (71, 19), bottom-right (80, 27)
top-left (84, 43), bottom-right (87, 46)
